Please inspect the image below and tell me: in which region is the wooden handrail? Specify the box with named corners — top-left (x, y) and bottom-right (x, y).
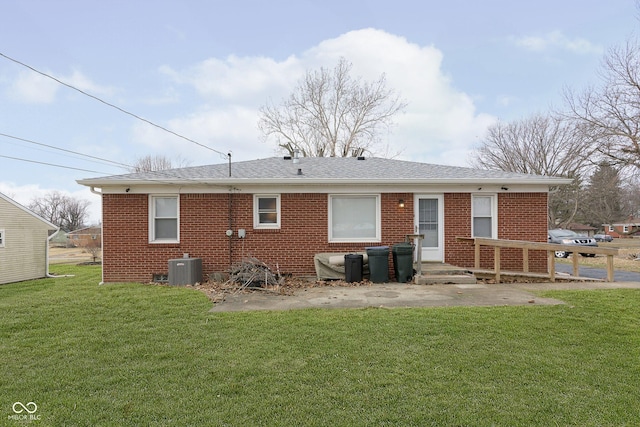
top-left (456, 237), bottom-right (619, 283)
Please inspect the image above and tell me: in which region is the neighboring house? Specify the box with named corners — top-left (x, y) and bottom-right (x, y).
top-left (77, 156), bottom-right (571, 283)
top-left (603, 217), bottom-right (640, 238)
top-left (0, 192), bottom-right (59, 285)
top-left (566, 223), bottom-right (596, 237)
top-left (67, 226), bottom-right (102, 247)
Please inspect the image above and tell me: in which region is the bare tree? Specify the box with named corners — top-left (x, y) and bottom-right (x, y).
top-left (621, 174), bottom-right (640, 219)
top-left (28, 191), bottom-right (90, 231)
top-left (80, 238), bottom-right (102, 263)
top-left (129, 155), bottom-right (190, 172)
top-left (469, 114), bottom-right (594, 227)
top-left (258, 58), bottom-right (407, 158)
top-left (563, 40), bottom-right (640, 169)
top-left (579, 162), bottom-right (625, 228)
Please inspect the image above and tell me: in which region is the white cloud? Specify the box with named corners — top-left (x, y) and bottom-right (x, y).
top-left (130, 105), bottom-right (276, 163)
top-left (497, 95), bottom-right (516, 107)
top-left (65, 69), bottom-right (116, 97)
top-left (7, 68), bottom-right (116, 104)
top-left (511, 30), bottom-right (603, 55)
top-left (8, 70), bottom-right (59, 103)
top-left (145, 28), bottom-right (496, 167)
top-left (159, 55), bottom-right (302, 101)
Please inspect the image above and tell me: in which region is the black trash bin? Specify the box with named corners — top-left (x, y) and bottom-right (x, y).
top-left (366, 246), bottom-right (390, 283)
top-left (344, 254), bottom-right (363, 282)
top-left (392, 243), bottom-right (414, 283)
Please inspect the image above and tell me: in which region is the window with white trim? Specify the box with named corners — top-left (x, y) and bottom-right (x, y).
top-left (149, 195), bottom-right (179, 243)
top-left (0, 229), bottom-right (4, 248)
top-left (624, 225), bottom-right (630, 233)
top-left (254, 195), bottom-right (281, 229)
top-left (329, 195), bottom-right (380, 242)
top-left (472, 195), bottom-right (497, 238)
top-left (609, 225), bottom-right (614, 232)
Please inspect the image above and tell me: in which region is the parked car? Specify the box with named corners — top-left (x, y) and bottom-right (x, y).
top-left (594, 233), bottom-right (613, 242)
top-left (548, 229), bottom-right (598, 258)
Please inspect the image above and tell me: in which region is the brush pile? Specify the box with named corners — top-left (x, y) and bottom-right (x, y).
top-left (228, 257), bottom-right (284, 289)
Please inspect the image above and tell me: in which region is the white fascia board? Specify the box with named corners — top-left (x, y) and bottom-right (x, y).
top-left (92, 182), bottom-right (556, 195)
top-left (78, 176), bottom-right (572, 187)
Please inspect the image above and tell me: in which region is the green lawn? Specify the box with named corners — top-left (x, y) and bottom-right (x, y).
top-left (2, 265), bottom-right (640, 426)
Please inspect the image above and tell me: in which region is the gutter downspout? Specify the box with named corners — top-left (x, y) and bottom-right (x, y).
top-left (46, 229), bottom-right (73, 278)
top-left (89, 186), bottom-right (104, 284)
top-left (46, 228), bottom-right (60, 277)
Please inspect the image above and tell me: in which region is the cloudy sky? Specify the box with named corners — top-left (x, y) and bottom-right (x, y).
top-left (0, 0), bottom-right (637, 223)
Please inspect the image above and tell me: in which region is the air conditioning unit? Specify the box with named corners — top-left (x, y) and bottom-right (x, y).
top-left (168, 258), bottom-right (202, 286)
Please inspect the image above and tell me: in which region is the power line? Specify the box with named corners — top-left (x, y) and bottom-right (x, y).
top-left (0, 132), bottom-right (234, 190)
top-left (0, 132), bottom-right (132, 170)
top-left (0, 154), bottom-right (113, 174)
top-left (0, 51), bottom-right (229, 158)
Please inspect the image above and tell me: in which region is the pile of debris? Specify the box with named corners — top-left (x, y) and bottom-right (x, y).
top-left (228, 257), bottom-right (284, 289)
top-left (190, 256), bottom-right (371, 303)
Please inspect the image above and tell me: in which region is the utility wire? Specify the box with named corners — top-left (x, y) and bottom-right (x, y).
top-left (0, 52), bottom-right (229, 158)
top-left (0, 132), bottom-right (132, 170)
top-left (0, 154), bottom-right (113, 174)
top-left (0, 130), bottom-right (234, 189)
top-left (0, 132), bottom-right (234, 190)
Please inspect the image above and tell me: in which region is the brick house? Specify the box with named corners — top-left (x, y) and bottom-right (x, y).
top-left (566, 222), bottom-right (596, 237)
top-left (67, 226), bottom-right (102, 248)
top-left (77, 156), bottom-right (570, 284)
top-left (603, 217), bottom-right (640, 238)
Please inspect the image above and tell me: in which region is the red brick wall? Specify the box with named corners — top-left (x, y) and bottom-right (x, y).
top-left (102, 192), bottom-right (415, 282)
top-left (444, 193), bottom-right (548, 272)
top-left (102, 191), bottom-right (549, 282)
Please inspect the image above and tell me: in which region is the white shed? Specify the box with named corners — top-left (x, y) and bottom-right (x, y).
top-left (0, 193), bottom-right (58, 284)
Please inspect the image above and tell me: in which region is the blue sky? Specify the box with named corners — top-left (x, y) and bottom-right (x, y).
top-left (0, 0), bottom-right (637, 223)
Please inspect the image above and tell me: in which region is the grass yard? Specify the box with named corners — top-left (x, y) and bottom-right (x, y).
top-left (557, 238), bottom-right (640, 272)
top-left (2, 265), bottom-right (640, 426)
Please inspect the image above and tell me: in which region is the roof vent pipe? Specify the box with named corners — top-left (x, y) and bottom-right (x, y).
top-left (297, 168), bottom-right (303, 175)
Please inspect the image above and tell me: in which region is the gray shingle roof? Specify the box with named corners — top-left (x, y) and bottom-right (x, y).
top-left (77, 156), bottom-right (570, 186)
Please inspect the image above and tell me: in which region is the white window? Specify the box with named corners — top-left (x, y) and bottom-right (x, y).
top-left (624, 225), bottom-right (630, 233)
top-left (254, 195), bottom-right (280, 229)
top-left (472, 195), bottom-right (497, 238)
top-left (149, 195), bottom-right (179, 243)
top-left (329, 195), bottom-right (380, 242)
top-left (0, 229), bottom-right (4, 248)
top-left (609, 225), bottom-right (614, 232)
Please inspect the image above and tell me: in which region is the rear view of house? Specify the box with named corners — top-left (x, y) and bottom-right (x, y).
top-left (77, 156), bottom-right (570, 284)
top-left (0, 193), bottom-right (58, 284)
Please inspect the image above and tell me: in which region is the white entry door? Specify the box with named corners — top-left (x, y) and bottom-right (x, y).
top-left (414, 195), bottom-right (444, 262)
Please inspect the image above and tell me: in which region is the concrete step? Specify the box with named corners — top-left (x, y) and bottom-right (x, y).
top-left (414, 273), bottom-right (477, 285)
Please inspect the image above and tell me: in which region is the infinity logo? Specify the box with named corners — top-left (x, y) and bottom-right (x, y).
top-left (12, 402), bottom-right (38, 414)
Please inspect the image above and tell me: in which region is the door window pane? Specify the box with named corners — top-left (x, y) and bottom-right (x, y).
top-left (418, 199), bottom-right (438, 247)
